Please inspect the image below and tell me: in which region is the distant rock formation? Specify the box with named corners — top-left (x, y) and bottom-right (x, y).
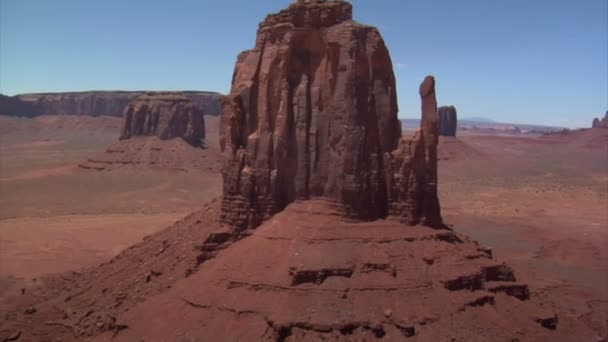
top-left (592, 111), bottom-right (608, 128)
top-left (120, 93), bottom-right (206, 147)
top-left (0, 94), bottom-right (42, 117)
top-left (0, 91), bottom-right (222, 117)
top-left (438, 105), bottom-right (458, 136)
top-left (219, 0), bottom-right (442, 231)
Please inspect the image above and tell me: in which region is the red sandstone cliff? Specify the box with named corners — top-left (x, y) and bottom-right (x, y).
top-left (219, 0), bottom-right (442, 231)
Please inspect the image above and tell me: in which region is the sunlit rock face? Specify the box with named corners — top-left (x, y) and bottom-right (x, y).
top-left (219, 0), bottom-right (443, 231)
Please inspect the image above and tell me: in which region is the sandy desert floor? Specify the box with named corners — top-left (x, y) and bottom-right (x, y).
top-left (0, 115), bottom-right (606, 339)
top-left (438, 132), bottom-right (608, 338)
top-left (0, 115), bottom-right (222, 302)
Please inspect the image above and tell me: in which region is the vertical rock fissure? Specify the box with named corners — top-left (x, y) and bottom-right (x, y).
top-left (304, 72), bottom-right (313, 197)
top-left (286, 79), bottom-right (297, 204)
top-left (248, 42), bottom-right (266, 141)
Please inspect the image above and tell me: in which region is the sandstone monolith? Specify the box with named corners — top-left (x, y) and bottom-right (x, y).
top-left (438, 105), bottom-right (458, 136)
top-left (219, 0), bottom-right (443, 230)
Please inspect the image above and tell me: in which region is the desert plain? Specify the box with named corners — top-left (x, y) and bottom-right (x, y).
top-left (0, 113), bottom-right (606, 339)
top-left (0, 0), bottom-right (607, 340)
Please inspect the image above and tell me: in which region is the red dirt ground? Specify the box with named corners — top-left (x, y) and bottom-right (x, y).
top-left (0, 116), bottom-right (606, 340)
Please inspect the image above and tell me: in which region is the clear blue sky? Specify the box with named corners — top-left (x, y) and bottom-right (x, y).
top-left (1, 0), bottom-right (606, 127)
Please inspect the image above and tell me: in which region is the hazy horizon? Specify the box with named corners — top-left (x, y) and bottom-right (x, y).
top-left (1, 0), bottom-right (606, 128)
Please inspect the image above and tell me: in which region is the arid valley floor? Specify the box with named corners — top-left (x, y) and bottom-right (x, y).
top-left (0, 114), bottom-right (606, 340)
top-left (1, 0), bottom-right (607, 339)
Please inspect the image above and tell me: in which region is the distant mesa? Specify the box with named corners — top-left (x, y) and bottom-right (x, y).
top-left (120, 93), bottom-right (206, 147)
top-left (0, 94), bottom-right (42, 117)
top-left (592, 111), bottom-right (608, 128)
top-left (438, 105), bottom-right (458, 136)
top-left (79, 93), bottom-right (221, 172)
top-left (0, 91), bottom-right (222, 117)
top-left (219, 0), bottom-right (442, 231)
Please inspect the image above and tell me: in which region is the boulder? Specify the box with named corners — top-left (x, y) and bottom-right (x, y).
top-left (219, 0), bottom-right (443, 231)
top-left (438, 105), bottom-right (458, 136)
top-left (120, 93), bottom-right (206, 147)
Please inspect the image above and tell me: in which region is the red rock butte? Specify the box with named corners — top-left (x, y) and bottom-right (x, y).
top-left (121, 93), bottom-right (206, 147)
top-left (592, 111), bottom-right (608, 128)
top-left (220, 0), bottom-right (442, 231)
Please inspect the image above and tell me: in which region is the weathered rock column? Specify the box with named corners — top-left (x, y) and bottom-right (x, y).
top-left (385, 76), bottom-right (443, 228)
top-left (418, 76), bottom-right (443, 227)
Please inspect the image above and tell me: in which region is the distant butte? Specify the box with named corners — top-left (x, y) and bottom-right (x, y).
top-left (592, 111), bottom-right (608, 128)
top-left (438, 105), bottom-right (458, 136)
top-left (0, 90), bottom-right (222, 117)
top-left (120, 93), bottom-right (206, 147)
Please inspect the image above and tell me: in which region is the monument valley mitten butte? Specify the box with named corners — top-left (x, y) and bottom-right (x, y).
top-left (219, 0), bottom-right (443, 231)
